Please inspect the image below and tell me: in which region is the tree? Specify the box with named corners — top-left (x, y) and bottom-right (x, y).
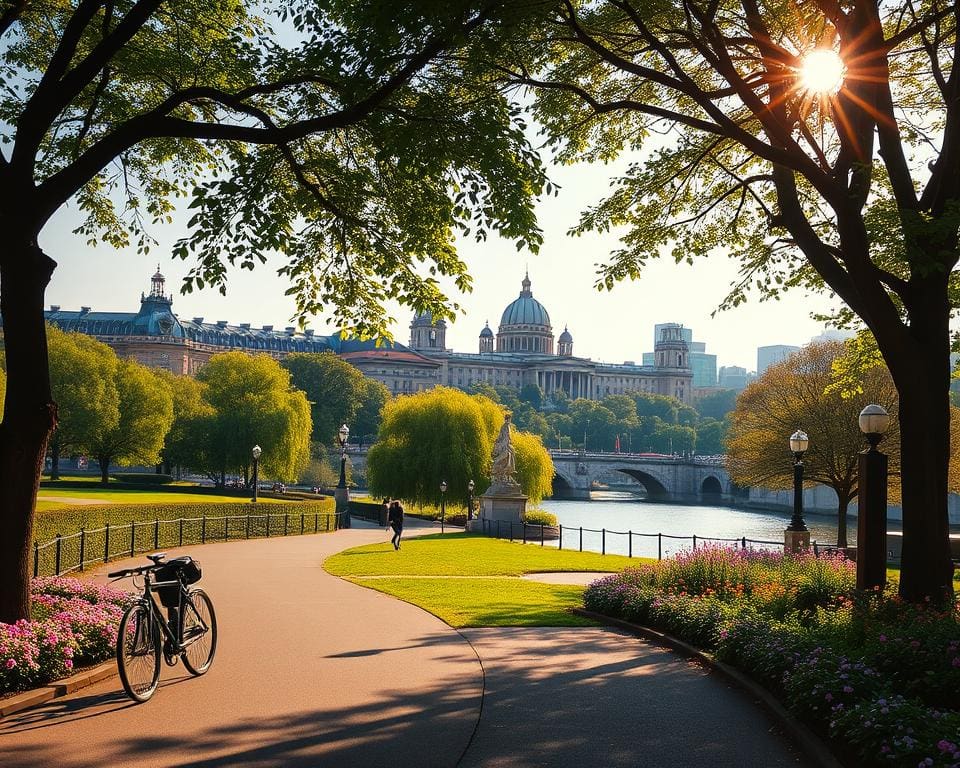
top-left (727, 342), bottom-right (900, 547)
top-left (367, 386), bottom-right (553, 504)
top-left (282, 352), bottom-right (369, 444)
top-left (0, 1), bottom-right (544, 621)
top-left (86, 360), bottom-right (174, 485)
top-left (519, 383), bottom-right (544, 409)
top-left (196, 353), bottom-right (311, 486)
top-left (352, 379), bottom-right (391, 447)
top-left (512, 0), bottom-right (959, 601)
top-left (46, 326), bottom-right (119, 479)
top-left (695, 418), bottom-right (728, 457)
top-left (633, 393), bottom-right (680, 424)
top-left (696, 390), bottom-right (739, 422)
top-left (154, 370), bottom-right (214, 476)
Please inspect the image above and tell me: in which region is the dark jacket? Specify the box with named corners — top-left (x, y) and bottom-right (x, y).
top-left (388, 503), bottom-right (404, 527)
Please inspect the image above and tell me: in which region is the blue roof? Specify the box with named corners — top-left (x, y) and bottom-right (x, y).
top-left (499, 274), bottom-right (551, 329)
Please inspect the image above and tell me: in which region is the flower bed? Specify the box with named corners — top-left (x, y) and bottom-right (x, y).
top-left (584, 545), bottom-right (960, 767)
top-left (0, 577), bottom-right (132, 694)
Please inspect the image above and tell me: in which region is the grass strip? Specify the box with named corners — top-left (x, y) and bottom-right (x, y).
top-left (324, 532), bottom-right (644, 578)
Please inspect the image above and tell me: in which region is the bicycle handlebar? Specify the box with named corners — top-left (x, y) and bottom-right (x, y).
top-left (107, 563), bottom-right (156, 578)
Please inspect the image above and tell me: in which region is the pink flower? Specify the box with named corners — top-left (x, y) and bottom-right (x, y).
top-left (878, 634), bottom-right (887, 642)
top-left (64, 660), bottom-right (73, 670)
top-left (842, 685), bottom-right (853, 694)
top-left (5, 658), bottom-right (15, 669)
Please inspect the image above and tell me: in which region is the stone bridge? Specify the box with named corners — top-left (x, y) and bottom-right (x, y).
top-left (347, 447), bottom-right (734, 503)
top-left (549, 451), bottom-right (735, 503)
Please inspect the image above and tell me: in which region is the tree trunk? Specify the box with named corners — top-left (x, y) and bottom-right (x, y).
top-left (0, 242), bottom-right (58, 623)
top-left (99, 457), bottom-right (110, 486)
top-left (49, 435), bottom-right (60, 480)
top-left (885, 290), bottom-right (954, 604)
top-left (836, 493), bottom-right (851, 549)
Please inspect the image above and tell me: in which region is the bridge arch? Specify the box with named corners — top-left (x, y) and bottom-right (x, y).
top-left (616, 469), bottom-right (669, 500)
top-left (700, 475), bottom-right (723, 501)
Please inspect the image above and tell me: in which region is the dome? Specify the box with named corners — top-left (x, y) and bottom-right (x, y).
top-left (411, 310), bottom-right (446, 328)
top-left (558, 326), bottom-right (573, 343)
top-left (479, 322), bottom-right (493, 338)
top-left (499, 274), bottom-right (551, 328)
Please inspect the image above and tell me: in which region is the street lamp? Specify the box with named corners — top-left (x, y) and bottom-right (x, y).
top-left (335, 424), bottom-right (350, 524)
top-left (467, 479), bottom-right (475, 521)
top-left (251, 444), bottom-right (261, 503)
top-left (788, 430), bottom-right (809, 531)
top-left (857, 404), bottom-right (891, 591)
top-left (440, 479), bottom-right (448, 534)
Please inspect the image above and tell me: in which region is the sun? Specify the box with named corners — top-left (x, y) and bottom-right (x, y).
top-left (799, 49), bottom-right (845, 94)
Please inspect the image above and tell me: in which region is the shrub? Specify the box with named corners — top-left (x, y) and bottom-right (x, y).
top-left (0, 577), bottom-right (132, 694)
top-left (111, 473), bottom-right (174, 484)
top-left (522, 509), bottom-right (558, 526)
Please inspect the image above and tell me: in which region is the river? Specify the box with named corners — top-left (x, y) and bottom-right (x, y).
top-left (536, 491), bottom-right (874, 559)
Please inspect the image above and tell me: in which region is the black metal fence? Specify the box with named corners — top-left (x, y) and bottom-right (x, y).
top-left (479, 518), bottom-right (800, 560)
top-left (34, 510), bottom-right (349, 578)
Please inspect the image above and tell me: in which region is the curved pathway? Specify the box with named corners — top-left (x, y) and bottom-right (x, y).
top-left (1, 521), bottom-right (810, 767)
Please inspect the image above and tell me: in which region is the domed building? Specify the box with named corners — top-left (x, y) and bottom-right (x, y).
top-left (495, 273), bottom-right (554, 354)
top-left (38, 268), bottom-right (691, 403)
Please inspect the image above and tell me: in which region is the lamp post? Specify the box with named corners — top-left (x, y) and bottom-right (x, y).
top-left (440, 480), bottom-right (448, 533)
top-left (251, 445), bottom-right (261, 503)
top-left (785, 429), bottom-right (810, 552)
top-left (467, 479), bottom-right (475, 521)
top-left (335, 424), bottom-right (350, 525)
top-left (858, 404), bottom-right (891, 591)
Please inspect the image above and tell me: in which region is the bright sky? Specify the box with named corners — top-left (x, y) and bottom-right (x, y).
top-left (40, 158), bottom-right (839, 373)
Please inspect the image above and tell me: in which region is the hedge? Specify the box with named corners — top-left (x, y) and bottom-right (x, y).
top-left (32, 499), bottom-right (338, 577)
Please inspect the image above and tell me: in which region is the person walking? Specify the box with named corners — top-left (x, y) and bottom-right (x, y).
top-left (388, 500), bottom-right (404, 550)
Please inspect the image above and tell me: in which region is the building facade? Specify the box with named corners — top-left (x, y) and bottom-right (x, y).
top-left (756, 344), bottom-right (801, 375)
top-left (39, 269), bottom-right (693, 403)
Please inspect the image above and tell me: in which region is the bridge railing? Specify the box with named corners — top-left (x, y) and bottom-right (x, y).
top-left (479, 518), bottom-right (797, 560)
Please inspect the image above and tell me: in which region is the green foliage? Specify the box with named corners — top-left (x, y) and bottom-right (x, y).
top-left (154, 370), bottom-right (214, 473)
top-left (695, 389), bottom-right (739, 422)
top-left (111, 474), bottom-right (174, 485)
top-left (522, 509), bottom-right (558, 526)
top-left (87, 360), bottom-right (174, 483)
top-left (694, 418), bottom-right (728, 455)
top-left (511, 430), bottom-right (554, 503)
top-left (281, 352), bottom-right (369, 444)
top-left (352, 378), bottom-right (391, 444)
top-left (46, 326), bottom-right (120, 473)
top-left (196, 352), bottom-right (312, 483)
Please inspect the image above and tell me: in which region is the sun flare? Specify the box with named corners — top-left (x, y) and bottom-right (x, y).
top-left (799, 49), bottom-right (845, 94)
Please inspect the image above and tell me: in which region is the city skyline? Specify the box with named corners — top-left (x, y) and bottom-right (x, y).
top-left (39, 161), bottom-right (839, 373)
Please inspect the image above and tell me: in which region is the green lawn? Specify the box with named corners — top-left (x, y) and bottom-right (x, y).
top-left (325, 533), bottom-right (645, 627)
top-left (36, 486), bottom-right (292, 508)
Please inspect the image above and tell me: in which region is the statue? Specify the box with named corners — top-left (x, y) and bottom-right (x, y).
top-left (491, 413), bottom-right (518, 485)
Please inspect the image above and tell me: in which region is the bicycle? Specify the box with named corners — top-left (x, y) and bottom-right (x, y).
top-left (108, 552), bottom-right (218, 703)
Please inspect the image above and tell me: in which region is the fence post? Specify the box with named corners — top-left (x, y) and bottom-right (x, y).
top-left (628, 530), bottom-right (632, 558)
top-left (246, 513), bottom-right (251, 539)
top-left (201, 514), bottom-right (207, 544)
top-left (300, 513), bottom-right (305, 535)
top-left (284, 514), bottom-right (288, 536)
top-left (558, 525), bottom-right (563, 551)
top-left (130, 522), bottom-right (136, 557)
top-left (224, 514), bottom-right (229, 540)
top-left (522, 523), bottom-right (527, 544)
top-left (579, 526), bottom-right (583, 552)
top-left (813, 541), bottom-right (819, 558)
top-left (509, 522), bottom-right (514, 543)
top-left (154, 519), bottom-right (159, 550)
top-left (104, 522), bottom-right (110, 563)
top-left (33, 542), bottom-right (39, 577)
top-left (55, 534), bottom-right (62, 576)
top-left (658, 532), bottom-right (662, 560)
top-left (326, 514), bottom-right (330, 532)
top-left (693, 534), bottom-right (697, 550)
top-left (314, 513), bottom-right (318, 533)
top-left (741, 536), bottom-right (747, 550)
top-left (266, 514), bottom-right (271, 537)
top-left (179, 518), bottom-right (184, 547)
top-left (79, 528), bottom-right (86, 572)
top-left (602, 528), bottom-right (606, 556)
top-left (540, 524), bottom-right (545, 546)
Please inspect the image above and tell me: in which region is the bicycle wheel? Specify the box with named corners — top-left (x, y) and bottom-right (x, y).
top-left (116, 603), bottom-right (160, 702)
top-left (181, 588), bottom-right (217, 676)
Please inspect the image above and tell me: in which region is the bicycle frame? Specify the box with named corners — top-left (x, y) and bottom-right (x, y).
top-left (139, 572), bottom-right (209, 652)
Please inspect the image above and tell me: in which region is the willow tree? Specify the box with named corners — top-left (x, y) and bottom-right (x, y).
top-left (727, 341), bottom-right (900, 548)
top-left (0, 1), bottom-right (545, 621)
top-left (510, 0), bottom-right (960, 602)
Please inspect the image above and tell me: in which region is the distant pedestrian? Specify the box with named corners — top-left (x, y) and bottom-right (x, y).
top-left (388, 501), bottom-right (404, 550)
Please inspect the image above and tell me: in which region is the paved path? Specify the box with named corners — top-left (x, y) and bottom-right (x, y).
top-left (1, 521), bottom-right (810, 767)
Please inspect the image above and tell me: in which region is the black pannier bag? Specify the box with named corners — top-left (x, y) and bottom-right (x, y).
top-left (153, 556), bottom-right (202, 607)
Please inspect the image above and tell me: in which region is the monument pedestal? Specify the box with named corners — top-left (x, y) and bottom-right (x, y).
top-left (784, 528), bottom-right (810, 553)
top-left (478, 482), bottom-right (527, 535)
